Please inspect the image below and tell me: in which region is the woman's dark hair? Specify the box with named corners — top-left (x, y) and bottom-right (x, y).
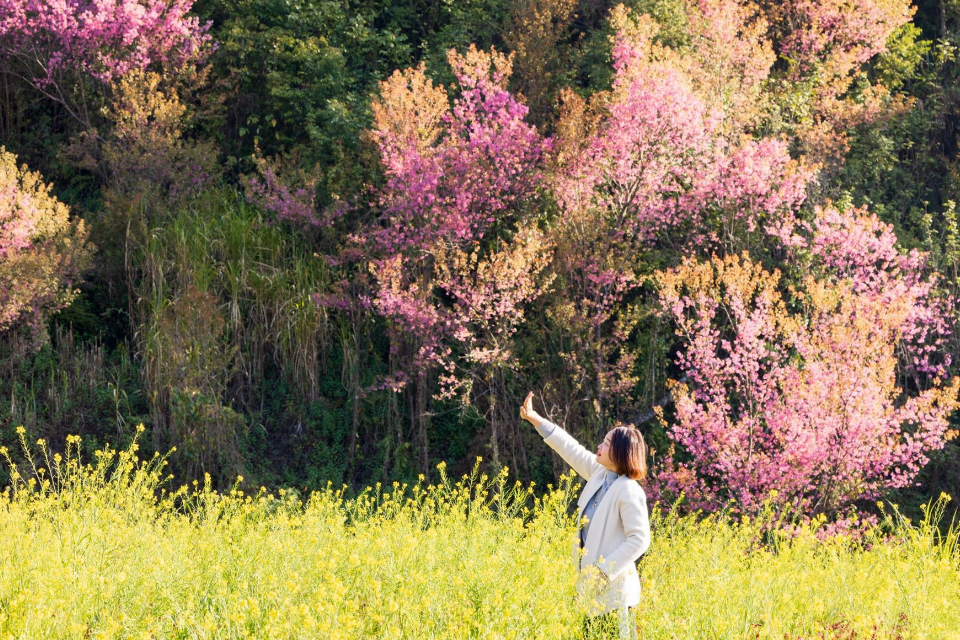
top-left (609, 425), bottom-right (648, 481)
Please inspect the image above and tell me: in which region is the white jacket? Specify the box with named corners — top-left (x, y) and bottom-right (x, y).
top-left (542, 420), bottom-right (651, 614)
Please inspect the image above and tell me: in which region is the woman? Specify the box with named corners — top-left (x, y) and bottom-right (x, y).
top-left (520, 392), bottom-right (650, 638)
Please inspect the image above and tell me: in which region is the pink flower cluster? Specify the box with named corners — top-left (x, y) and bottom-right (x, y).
top-left (0, 148), bottom-right (90, 338)
top-left (555, 22), bottom-right (809, 250)
top-left (656, 206), bottom-right (960, 521)
top-left (776, 0), bottom-right (913, 76)
top-left (0, 0), bottom-right (210, 84)
top-left (435, 227), bottom-right (553, 370)
top-left (240, 156), bottom-right (344, 228)
top-left (368, 50), bottom-right (546, 256)
top-left (0, 165), bottom-right (38, 259)
top-left (359, 47), bottom-right (550, 388)
top-left (783, 205), bottom-right (953, 379)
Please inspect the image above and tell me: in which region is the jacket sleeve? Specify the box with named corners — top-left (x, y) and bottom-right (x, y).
top-left (596, 482), bottom-right (651, 581)
top-left (539, 419), bottom-right (603, 481)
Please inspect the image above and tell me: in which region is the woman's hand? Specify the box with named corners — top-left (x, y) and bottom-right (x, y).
top-left (520, 392), bottom-right (543, 426)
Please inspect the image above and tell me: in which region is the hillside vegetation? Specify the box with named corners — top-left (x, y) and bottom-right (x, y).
top-left (2, 0), bottom-right (960, 532)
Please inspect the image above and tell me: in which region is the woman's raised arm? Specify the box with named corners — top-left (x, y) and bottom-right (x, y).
top-left (520, 392), bottom-right (601, 480)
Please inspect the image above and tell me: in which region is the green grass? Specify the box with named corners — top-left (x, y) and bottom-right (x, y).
top-left (0, 431), bottom-right (958, 639)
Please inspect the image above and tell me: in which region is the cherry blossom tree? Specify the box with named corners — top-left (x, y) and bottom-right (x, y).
top-left (764, 0), bottom-right (915, 167)
top-left (0, 0), bottom-right (210, 127)
top-left (655, 206), bottom-right (959, 522)
top-left (352, 46), bottom-right (551, 472)
top-left (555, 8), bottom-right (809, 252)
top-left (777, 204), bottom-right (954, 382)
top-left (772, 0), bottom-right (913, 78)
top-left (543, 5), bottom-right (810, 430)
top-left (0, 148), bottom-right (92, 345)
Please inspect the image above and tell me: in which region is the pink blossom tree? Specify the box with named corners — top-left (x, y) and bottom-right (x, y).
top-left (777, 204), bottom-right (954, 382)
top-left (0, 0), bottom-right (210, 127)
top-left (367, 49), bottom-right (546, 260)
top-left (543, 6), bottom-right (811, 430)
top-left (555, 9), bottom-right (810, 253)
top-left (764, 0), bottom-right (915, 166)
top-left (772, 0), bottom-right (913, 78)
top-left (353, 46), bottom-right (551, 472)
top-left (655, 206), bottom-right (960, 523)
top-left (0, 148), bottom-right (92, 345)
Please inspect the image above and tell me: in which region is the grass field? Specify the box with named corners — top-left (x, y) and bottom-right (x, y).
top-left (1, 430), bottom-right (958, 639)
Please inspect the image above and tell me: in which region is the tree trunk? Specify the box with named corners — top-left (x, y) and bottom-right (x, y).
top-left (488, 370), bottom-right (501, 471)
top-left (416, 370), bottom-right (430, 475)
top-left (941, 0), bottom-right (948, 39)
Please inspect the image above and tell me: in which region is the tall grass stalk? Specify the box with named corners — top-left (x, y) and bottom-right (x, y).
top-left (1, 435), bottom-right (958, 639)
top-left (3, 326), bottom-right (141, 450)
top-left (132, 188), bottom-right (333, 481)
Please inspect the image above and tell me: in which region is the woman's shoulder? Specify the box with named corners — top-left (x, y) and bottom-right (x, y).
top-left (616, 476), bottom-right (648, 500)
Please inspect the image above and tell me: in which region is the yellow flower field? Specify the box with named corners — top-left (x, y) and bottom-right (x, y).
top-left (0, 430), bottom-right (958, 640)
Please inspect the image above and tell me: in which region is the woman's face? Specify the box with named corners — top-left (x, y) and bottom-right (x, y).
top-left (596, 429), bottom-right (618, 472)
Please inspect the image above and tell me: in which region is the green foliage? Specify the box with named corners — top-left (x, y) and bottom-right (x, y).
top-left (198, 0), bottom-right (412, 151)
top-left (193, 0), bottom-right (520, 191)
top-left (0, 71), bottom-right (104, 212)
top-left (417, 0), bottom-right (509, 86)
top-left (838, 12), bottom-right (960, 253)
top-left (875, 24), bottom-right (933, 90)
top-left (130, 188), bottom-right (336, 484)
top-left (427, 401), bottom-right (483, 476)
top-left (242, 347), bottom-right (378, 490)
top-left (0, 326), bottom-right (150, 486)
top-left (2, 0), bottom-right (960, 516)
top-left (568, 0), bottom-right (691, 97)
top-left (190, 0), bottom-right (415, 209)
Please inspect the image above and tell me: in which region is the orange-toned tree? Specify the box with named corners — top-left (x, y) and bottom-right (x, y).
top-left (346, 46), bottom-right (550, 474)
top-left (0, 148), bottom-right (91, 349)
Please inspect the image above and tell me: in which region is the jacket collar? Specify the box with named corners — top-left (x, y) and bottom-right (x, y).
top-left (577, 468), bottom-right (623, 513)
